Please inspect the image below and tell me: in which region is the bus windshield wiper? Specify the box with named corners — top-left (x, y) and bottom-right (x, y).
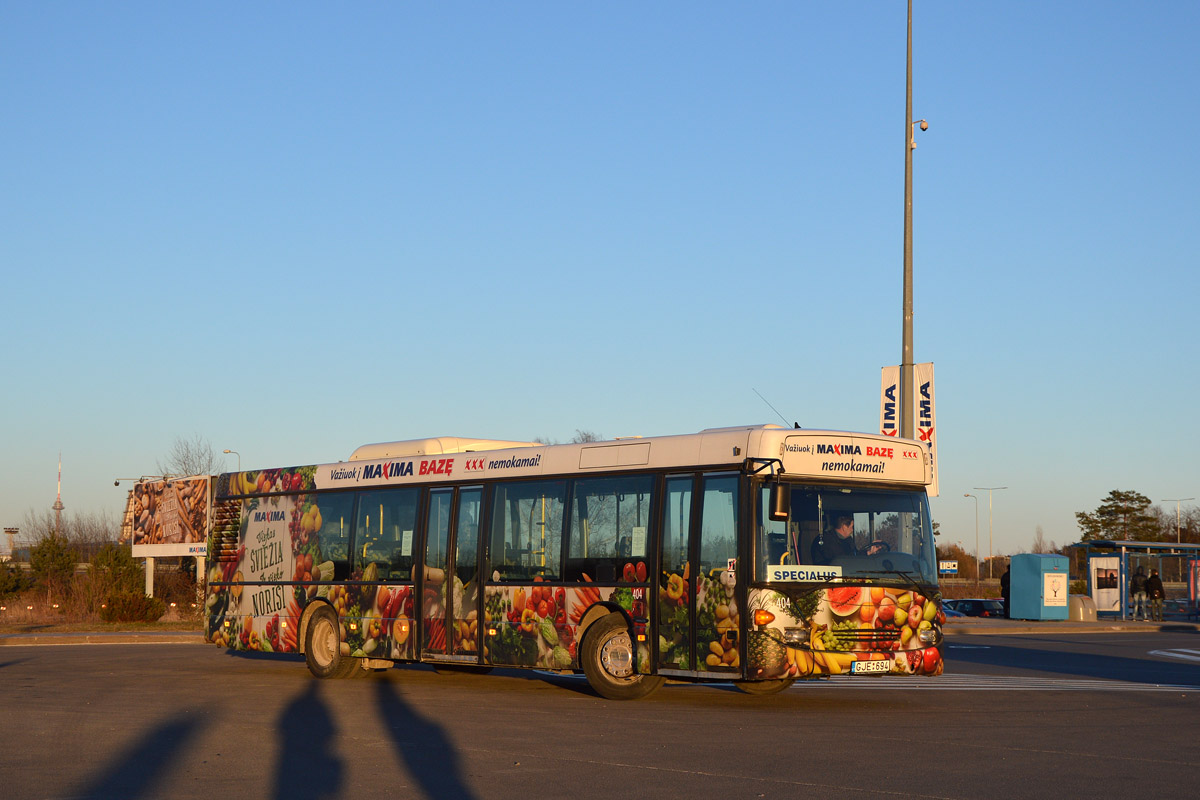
top-left (858, 568), bottom-right (928, 596)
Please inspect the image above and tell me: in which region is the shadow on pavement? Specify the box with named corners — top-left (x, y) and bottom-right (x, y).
top-left (76, 713), bottom-right (204, 799)
top-left (223, 649), bottom-right (306, 664)
top-left (375, 674), bottom-right (480, 799)
top-left (274, 681), bottom-right (343, 800)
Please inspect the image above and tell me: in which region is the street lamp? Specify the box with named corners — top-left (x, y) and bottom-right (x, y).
top-left (900, 0), bottom-right (928, 439)
top-left (1162, 497), bottom-right (1194, 543)
top-left (964, 494), bottom-right (980, 592)
top-left (973, 486), bottom-right (1008, 580)
top-left (223, 450), bottom-right (241, 472)
top-left (114, 476), bottom-right (163, 486)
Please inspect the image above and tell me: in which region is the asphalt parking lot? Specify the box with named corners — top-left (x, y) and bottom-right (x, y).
top-left (2, 621), bottom-right (1198, 800)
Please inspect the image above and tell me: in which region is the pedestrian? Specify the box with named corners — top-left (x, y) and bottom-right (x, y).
top-left (1146, 569), bottom-right (1165, 622)
top-left (1000, 564), bottom-right (1011, 619)
top-left (1129, 566), bottom-right (1148, 621)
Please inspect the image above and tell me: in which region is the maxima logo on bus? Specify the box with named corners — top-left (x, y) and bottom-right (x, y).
top-left (815, 443), bottom-right (896, 459)
top-left (328, 458), bottom-right (457, 484)
top-left (359, 459), bottom-right (455, 479)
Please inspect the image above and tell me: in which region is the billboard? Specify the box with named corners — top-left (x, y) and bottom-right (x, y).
top-left (129, 477), bottom-right (210, 557)
top-left (880, 363), bottom-right (938, 496)
top-left (1089, 556), bottom-right (1121, 613)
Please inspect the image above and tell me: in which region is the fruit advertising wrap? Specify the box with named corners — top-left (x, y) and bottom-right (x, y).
top-left (483, 571), bottom-right (651, 672)
top-left (658, 564), bottom-right (742, 673)
top-left (745, 586), bottom-right (944, 678)
top-left (205, 468), bottom-right (416, 661)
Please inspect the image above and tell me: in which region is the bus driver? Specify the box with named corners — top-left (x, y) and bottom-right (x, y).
top-left (811, 515), bottom-right (885, 563)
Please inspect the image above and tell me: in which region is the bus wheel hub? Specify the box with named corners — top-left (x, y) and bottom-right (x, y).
top-left (601, 632), bottom-right (634, 678)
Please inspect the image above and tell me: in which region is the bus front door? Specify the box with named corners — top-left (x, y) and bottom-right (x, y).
top-left (420, 486), bottom-right (484, 661)
top-left (657, 473), bottom-right (740, 676)
top-left (657, 476), bottom-right (693, 670)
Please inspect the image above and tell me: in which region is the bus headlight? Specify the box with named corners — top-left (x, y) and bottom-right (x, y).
top-left (918, 628), bottom-right (938, 645)
top-left (783, 627), bottom-right (809, 646)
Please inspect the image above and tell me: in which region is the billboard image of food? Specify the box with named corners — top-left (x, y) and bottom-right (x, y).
top-left (129, 477), bottom-right (210, 556)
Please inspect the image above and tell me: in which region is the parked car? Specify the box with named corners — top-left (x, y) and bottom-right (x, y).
top-left (942, 605), bottom-right (967, 618)
top-left (1164, 599), bottom-right (1191, 614)
top-left (945, 598), bottom-right (1006, 617)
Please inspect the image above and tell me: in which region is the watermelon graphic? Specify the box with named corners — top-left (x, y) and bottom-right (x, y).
top-left (827, 586), bottom-right (866, 617)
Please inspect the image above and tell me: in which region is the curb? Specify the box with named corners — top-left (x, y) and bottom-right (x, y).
top-left (944, 621), bottom-right (1200, 636)
top-left (0, 633), bottom-right (205, 647)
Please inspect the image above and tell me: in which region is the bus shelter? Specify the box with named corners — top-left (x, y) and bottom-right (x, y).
top-left (1063, 540), bottom-right (1200, 620)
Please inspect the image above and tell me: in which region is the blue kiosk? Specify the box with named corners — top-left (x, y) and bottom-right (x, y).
top-left (1009, 553), bottom-right (1070, 620)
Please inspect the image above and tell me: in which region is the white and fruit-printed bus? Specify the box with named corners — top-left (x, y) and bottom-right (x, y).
top-left (202, 424), bottom-right (944, 700)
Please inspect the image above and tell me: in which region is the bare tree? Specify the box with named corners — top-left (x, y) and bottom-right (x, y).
top-left (157, 434), bottom-right (220, 477)
top-left (1032, 525), bottom-right (1053, 554)
top-left (21, 508), bottom-right (120, 558)
top-left (533, 430), bottom-right (605, 446)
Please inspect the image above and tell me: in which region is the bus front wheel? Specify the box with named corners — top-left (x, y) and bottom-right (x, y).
top-left (580, 613), bottom-right (664, 701)
top-left (304, 606), bottom-right (361, 679)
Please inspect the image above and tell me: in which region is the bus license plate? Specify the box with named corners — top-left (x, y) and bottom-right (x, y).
top-left (851, 659), bottom-right (891, 674)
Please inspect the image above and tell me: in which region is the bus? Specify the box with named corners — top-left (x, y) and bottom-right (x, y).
top-left (203, 424), bottom-right (944, 699)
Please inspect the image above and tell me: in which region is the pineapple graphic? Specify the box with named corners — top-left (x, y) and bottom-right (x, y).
top-left (748, 625), bottom-right (787, 678)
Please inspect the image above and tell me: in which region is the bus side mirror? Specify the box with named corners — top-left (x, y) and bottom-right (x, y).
top-left (769, 484), bottom-right (790, 521)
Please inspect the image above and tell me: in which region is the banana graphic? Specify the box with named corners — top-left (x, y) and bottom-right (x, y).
top-left (810, 637), bottom-right (836, 673)
top-left (831, 652), bottom-right (856, 670)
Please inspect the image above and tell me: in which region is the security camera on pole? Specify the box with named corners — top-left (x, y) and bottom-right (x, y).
top-left (882, 1), bottom-right (938, 496)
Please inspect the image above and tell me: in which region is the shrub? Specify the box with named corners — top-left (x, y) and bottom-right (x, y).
top-left (0, 561), bottom-right (32, 597)
top-left (89, 543), bottom-right (143, 594)
top-left (30, 535), bottom-right (78, 588)
top-left (101, 590), bottom-right (166, 623)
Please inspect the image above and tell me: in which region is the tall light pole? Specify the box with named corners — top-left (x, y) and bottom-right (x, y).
top-left (964, 493), bottom-right (979, 592)
top-left (1162, 498), bottom-right (1194, 544)
top-left (974, 486), bottom-right (1007, 580)
top-left (900, 0), bottom-right (927, 439)
top-left (223, 449), bottom-right (241, 472)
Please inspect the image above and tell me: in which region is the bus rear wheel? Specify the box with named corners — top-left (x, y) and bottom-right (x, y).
top-left (734, 678), bottom-right (796, 695)
top-left (580, 613), bottom-right (664, 701)
top-left (304, 606), bottom-right (360, 679)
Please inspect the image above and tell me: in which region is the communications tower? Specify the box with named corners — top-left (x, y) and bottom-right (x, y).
top-left (52, 454), bottom-right (65, 536)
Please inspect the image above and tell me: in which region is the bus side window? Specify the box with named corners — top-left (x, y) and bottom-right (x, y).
top-left (488, 480), bottom-right (565, 582)
top-left (353, 488), bottom-right (419, 580)
top-left (565, 475), bottom-right (654, 583)
top-left (312, 492), bottom-right (356, 581)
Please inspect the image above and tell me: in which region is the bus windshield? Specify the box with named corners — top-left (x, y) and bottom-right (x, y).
top-left (756, 485), bottom-right (937, 584)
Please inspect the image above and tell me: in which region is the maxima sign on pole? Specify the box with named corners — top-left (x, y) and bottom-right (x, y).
top-left (880, 362), bottom-right (938, 496)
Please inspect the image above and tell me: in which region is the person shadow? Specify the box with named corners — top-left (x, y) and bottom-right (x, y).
top-left (75, 713), bottom-right (204, 799)
top-left (273, 681), bottom-right (343, 800)
top-left (375, 673), bottom-right (479, 799)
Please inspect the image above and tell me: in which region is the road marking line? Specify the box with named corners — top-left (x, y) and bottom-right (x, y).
top-left (791, 674), bottom-right (1197, 692)
top-left (1149, 649), bottom-right (1200, 663)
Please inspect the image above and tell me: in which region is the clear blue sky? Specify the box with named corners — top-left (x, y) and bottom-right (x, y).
top-left (3, 2), bottom-right (1197, 559)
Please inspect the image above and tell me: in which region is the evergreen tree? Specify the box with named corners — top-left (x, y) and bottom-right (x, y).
top-left (1075, 490), bottom-right (1159, 541)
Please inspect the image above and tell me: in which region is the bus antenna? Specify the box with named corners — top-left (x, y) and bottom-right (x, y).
top-left (752, 388), bottom-right (798, 429)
